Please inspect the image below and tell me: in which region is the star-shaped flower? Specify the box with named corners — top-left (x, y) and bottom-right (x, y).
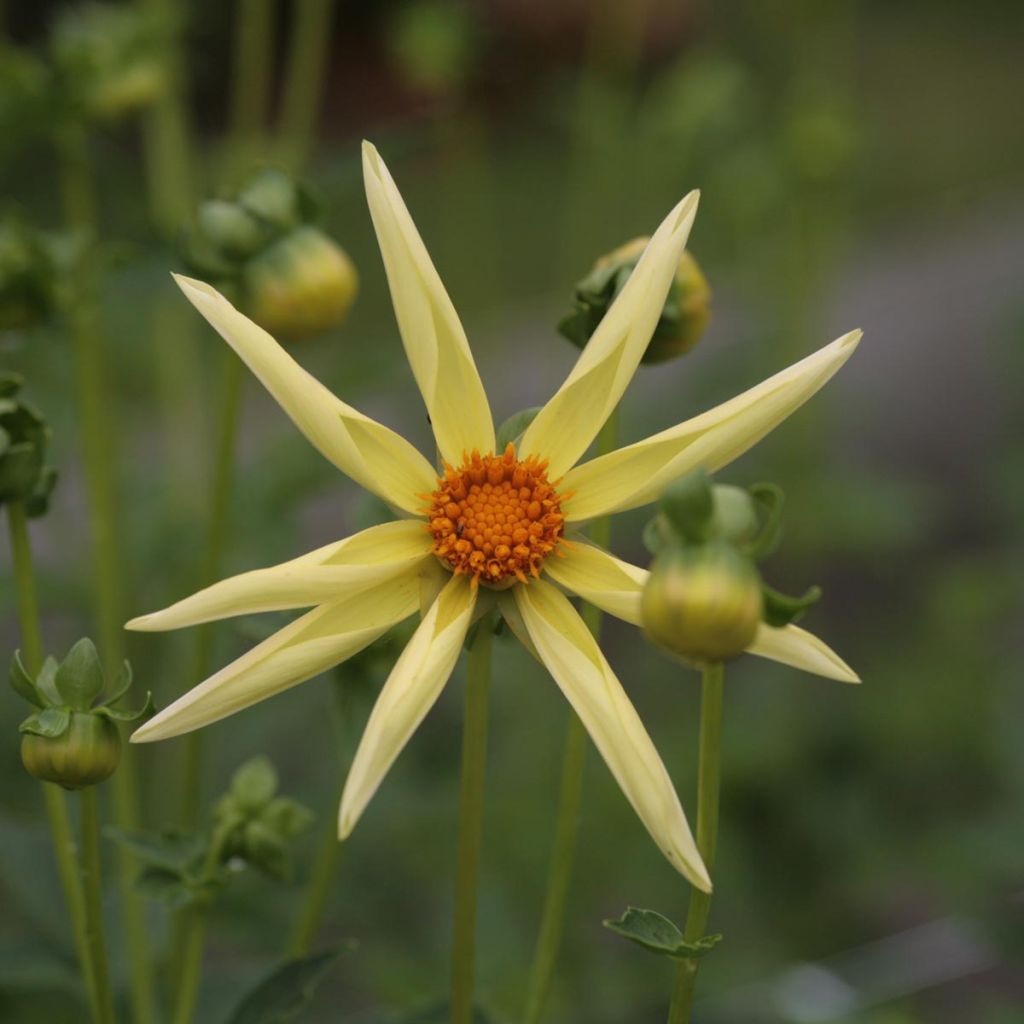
top-left (129, 143), bottom-right (860, 891)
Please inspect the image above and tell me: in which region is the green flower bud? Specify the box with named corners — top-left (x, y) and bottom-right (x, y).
top-left (50, 4), bottom-right (167, 122)
top-left (0, 373), bottom-right (57, 516)
top-left (388, 0), bottom-right (477, 97)
top-left (0, 220), bottom-right (58, 331)
top-left (21, 712), bottom-right (121, 789)
top-left (559, 238), bottom-right (712, 363)
top-left (641, 542), bottom-right (763, 663)
top-left (11, 641), bottom-right (153, 789)
top-left (243, 225), bottom-right (359, 341)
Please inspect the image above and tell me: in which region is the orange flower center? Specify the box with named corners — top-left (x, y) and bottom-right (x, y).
top-left (425, 443), bottom-right (566, 585)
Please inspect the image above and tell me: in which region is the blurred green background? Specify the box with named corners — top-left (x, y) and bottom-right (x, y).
top-left (2, 0), bottom-right (1022, 1021)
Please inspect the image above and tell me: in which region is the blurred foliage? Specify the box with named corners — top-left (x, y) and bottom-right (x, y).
top-left (1, 0), bottom-right (1022, 1022)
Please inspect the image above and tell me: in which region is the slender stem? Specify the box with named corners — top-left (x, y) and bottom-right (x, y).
top-left (450, 617), bottom-right (493, 1024)
top-left (667, 662), bottom-right (725, 1024)
top-left (287, 828), bottom-right (346, 957)
top-left (171, 906), bottom-right (208, 1024)
top-left (225, 0), bottom-right (276, 181)
top-left (277, 0), bottom-right (335, 171)
top-left (179, 349), bottom-right (245, 826)
top-left (5, 504), bottom-right (97, 1014)
top-left (80, 787), bottom-right (117, 1023)
top-left (57, 128), bottom-right (156, 1024)
top-left (522, 408), bottom-right (618, 1023)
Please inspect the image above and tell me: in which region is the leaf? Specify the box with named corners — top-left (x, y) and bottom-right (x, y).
top-left (94, 691), bottom-right (155, 723)
top-left (35, 656), bottom-right (61, 705)
top-left (603, 907), bottom-right (723, 960)
top-left (225, 948), bottom-right (345, 1024)
top-left (230, 756), bottom-right (279, 810)
top-left (9, 651), bottom-right (42, 707)
top-left (54, 638), bottom-right (105, 711)
top-left (135, 867), bottom-right (197, 908)
top-left (761, 583), bottom-right (822, 627)
top-left (495, 406), bottom-right (541, 450)
top-left (19, 706), bottom-right (71, 738)
top-left (104, 659), bottom-right (134, 706)
top-left (746, 482), bottom-right (785, 560)
top-left (105, 827), bottom-right (206, 872)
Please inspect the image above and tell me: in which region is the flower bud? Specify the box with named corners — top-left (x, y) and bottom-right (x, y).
top-left (0, 220), bottom-right (58, 331)
top-left (50, 4), bottom-right (167, 122)
top-left (243, 225), bottom-right (358, 341)
top-left (558, 238), bottom-right (711, 363)
top-left (21, 712), bottom-right (121, 789)
top-left (641, 542), bottom-right (763, 663)
top-left (0, 373), bottom-right (57, 517)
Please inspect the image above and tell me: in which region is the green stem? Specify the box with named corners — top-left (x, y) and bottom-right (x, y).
top-left (80, 787), bottom-right (117, 1023)
top-left (286, 827), bottom-right (346, 957)
top-left (450, 616), bottom-right (493, 1024)
top-left (667, 661), bottom-right (725, 1024)
top-left (5, 504), bottom-right (97, 1014)
top-left (522, 409), bottom-right (618, 1023)
top-left (171, 906), bottom-right (208, 1024)
top-left (225, 0), bottom-right (276, 182)
top-left (179, 349), bottom-right (245, 827)
top-left (57, 128), bottom-right (156, 1024)
top-left (277, 0), bottom-right (335, 171)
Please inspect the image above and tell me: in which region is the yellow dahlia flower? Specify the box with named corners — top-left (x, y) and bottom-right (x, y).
top-left (129, 142), bottom-right (860, 892)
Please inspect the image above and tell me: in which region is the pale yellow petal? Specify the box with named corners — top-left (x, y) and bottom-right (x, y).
top-left (563, 330), bottom-right (861, 521)
top-left (543, 539), bottom-right (647, 626)
top-left (131, 571), bottom-right (422, 742)
top-left (127, 520), bottom-right (433, 631)
top-left (173, 274), bottom-right (436, 514)
top-left (520, 191), bottom-right (699, 478)
top-left (362, 142), bottom-right (494, 464)
top-left (338, 572), bottom-right (476, 838)
top-left (747, 623), bottom-right (860, 683)
top-left (515, 579), bottom-right (709, 889)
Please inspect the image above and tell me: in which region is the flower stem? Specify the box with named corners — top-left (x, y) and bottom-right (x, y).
top-left (5, 503), bottom-right (97, 1014)
top-left (522, 409), bottom-right (618, 1023)
top-left (57, 127), bottom-right (156, 1024)
top-left (450, 616), bottom-right (493, 1024)
top-left (80, 786), bottom-right (117, 1024)
top-left (171, 906), bottom-right (208, 1024)
top-left (277, 0), bottom-right (335, 171)
top-left (225, 0), bottom-right (276, 181)
top-left (179, 349), bottom-right (246, 827)
top-left (667, 661), bottom-right (725, 1024)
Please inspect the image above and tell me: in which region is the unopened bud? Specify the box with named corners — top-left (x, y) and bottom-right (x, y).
top-left (243, 226), bottom-right (358, 341)
top-left (559, 238), bottom-right (711, 363)
top-left (0, 373), bottom-right (57, 516)
top-left (0, 220), bottom-right (57, 331)
top-left (21, 712), bottom-right (121, 789)
top-left (50, 4), bottom-right (167, 122)
top-left (641, 543), bottom-right (763, 663)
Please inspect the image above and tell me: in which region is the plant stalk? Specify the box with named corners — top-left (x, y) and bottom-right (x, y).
top-left (80, 786), bottom-right (117, 1023)
top-left (278, 0), bottom-right (335, 171)
top-left (450, 616), bottom-right (493, 1024)
top-left (6, 503), bottom-right (97, 1014)
top-left (667, 661), bottom-right (725, 1024)
top-left (522, 408), bottom-right (618, 1023)
top-left (57, 126), bottom-right (156, 1024)
top-left (225, 0), bottom-right (276, 182)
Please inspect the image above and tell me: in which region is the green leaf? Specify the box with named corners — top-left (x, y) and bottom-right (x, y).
top-left (19, 706), bottom-right (72, 738)
top-left (659, 469), bottom-right (714, 544)
top-left (94, 691), bottom-right (155, 723)
top-left (105, 827), bottom-right (205, 872)
top-left (35, 657), bottom-right (61, 705)
top-left (761, 583), bottom-right (822, 627)
top-left (230, 756), bottom-right (278, 810)
top-left (135, 867), bottom-right (197, 908)
top-left (603, 907), bottom-right (723, 960)
top-left (642, 513), bottom-right (675, 556)
top-left (260, 797), bottom-right (314, 840)
top-left (746, 482), bottom-right (785, 560)
top-left (241, 820), bottom-right (291, 881)
top-left (54, 638), bottom-right (104, 711)
top-left (495, 406), bottom-right (541, 450)
top-left (9, 651), bottom-right (42, 707)
top-left (104, 659), bottom-right (134, 706)
top-left (224, 948), bottom-right (345, 1024)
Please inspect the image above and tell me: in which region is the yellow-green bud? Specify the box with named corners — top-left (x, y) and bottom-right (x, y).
top-left (21, 712), bottom-right (121, 790)
top-left (50, 4), bottom-right (166, 122)
top-left (641, 543), bottom-right (763, 663)
top-left (243, 226), bottom-right (359, 341)
top-left (559, 237), bottom-right (711, 363)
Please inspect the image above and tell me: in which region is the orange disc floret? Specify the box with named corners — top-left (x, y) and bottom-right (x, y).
top-left (425, 443), bottom-right (567, 585)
